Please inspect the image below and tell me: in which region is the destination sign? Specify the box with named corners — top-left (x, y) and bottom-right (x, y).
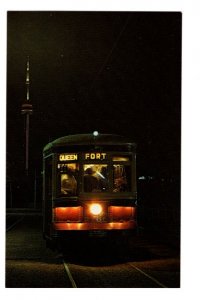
top-left (84, 153), bottom-right (107, 160)
top-left (59, 154), bottom-right (78, 161)
top-left (59, 153), bottom-right (107, 161)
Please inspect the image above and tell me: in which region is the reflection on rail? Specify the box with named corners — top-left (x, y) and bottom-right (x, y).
top-left (6, 216), bottom-right (24, 232)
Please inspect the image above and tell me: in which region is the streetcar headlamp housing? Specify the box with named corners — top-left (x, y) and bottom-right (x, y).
top-left (90, 203), bottom-right (102, 215)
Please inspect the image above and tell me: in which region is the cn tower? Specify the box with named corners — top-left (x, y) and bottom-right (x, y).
top-left (21, 57), bottom-right (33, 175)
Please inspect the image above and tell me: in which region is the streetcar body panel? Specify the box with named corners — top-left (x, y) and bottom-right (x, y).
top-left (42, 134), bottom-right (137, 245)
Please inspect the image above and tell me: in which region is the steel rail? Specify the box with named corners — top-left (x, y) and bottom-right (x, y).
top-left (63, 260), bottom-right (77, 288)
top-left (6, 216), bottom-right (24, 232)
top-left (128, 263), bottom-right (168, 288)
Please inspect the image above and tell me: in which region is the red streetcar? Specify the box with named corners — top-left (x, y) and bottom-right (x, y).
top-left (42, 132), bottom-right (137, 248)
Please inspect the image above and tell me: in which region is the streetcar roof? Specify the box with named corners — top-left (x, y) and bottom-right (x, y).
top-left (43, 133), bottom-right (136, 152)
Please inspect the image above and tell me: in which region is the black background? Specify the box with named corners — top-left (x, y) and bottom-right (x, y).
top-left (6, 11), bottom-right (181, 209)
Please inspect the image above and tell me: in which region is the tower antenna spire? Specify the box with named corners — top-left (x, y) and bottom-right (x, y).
top-left (26, 55), bottom-right (30, 101)
top-left (21, 56), bottom-right (33, 175)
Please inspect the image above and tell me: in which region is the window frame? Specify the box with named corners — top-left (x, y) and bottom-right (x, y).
top-left (112, 153), bottom-right (133, 193)
top-left (56, 153), bottom-right (80, 198)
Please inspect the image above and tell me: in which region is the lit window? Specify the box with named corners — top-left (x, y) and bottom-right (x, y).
top-left (112, 156), bottom-right (130, 161)
top-left (113, 164), bottom-right (131, 192)
top-left (83, 164), bottom-right (109, 192)
top-left (58, 163), bottom-right (79, 196)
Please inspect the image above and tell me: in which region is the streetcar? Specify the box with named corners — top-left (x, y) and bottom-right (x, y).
top-left (42, 132), bottom-right (137, 248)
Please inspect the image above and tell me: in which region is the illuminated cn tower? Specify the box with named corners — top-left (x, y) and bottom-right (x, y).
top-left (21, 56), bottom-right (33, 175)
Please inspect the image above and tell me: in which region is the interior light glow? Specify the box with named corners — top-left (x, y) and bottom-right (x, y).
top-left (109, 206), bottom-right (135, 220)
top-left (96, 171), bottom-right (105, 179)
top-left (54, 207), bottom-right (82, 222)
top-left (90, 203), bottom-right (102, 215)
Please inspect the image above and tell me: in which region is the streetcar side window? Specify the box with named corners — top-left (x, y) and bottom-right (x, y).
top-left (57, 163), bottom-right (79, 196)
top-left (83, 164), bottom-right (109, 192)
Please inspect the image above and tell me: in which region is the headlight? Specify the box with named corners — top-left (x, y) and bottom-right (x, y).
top-left (90, 203), bottom-right (102, 215)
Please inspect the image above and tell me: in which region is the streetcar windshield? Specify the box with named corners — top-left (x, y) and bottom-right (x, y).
top-left (83, 164), bottom-right (109, 192)
top-left (56, 154), bottom-right (133, 195)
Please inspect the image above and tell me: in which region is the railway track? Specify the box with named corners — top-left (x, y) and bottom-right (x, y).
top-left (62, 258), bottom-right (169, 288)
top-left (6, 215), bottom-right (180, 288)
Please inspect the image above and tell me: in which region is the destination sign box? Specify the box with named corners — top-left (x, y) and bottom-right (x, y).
top-left (84, 153), bottom-right (107, 160)
top-left (59, 153), bottom-right (107, 161)
top-left (59, 154), bottom-right (78, 161)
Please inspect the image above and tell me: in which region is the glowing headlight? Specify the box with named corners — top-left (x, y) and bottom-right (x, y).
top-left (90, 203), bottom-right (102, 215)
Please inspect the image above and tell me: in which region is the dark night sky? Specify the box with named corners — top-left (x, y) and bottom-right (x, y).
top-left (6, 11), bottom-right (181, 179)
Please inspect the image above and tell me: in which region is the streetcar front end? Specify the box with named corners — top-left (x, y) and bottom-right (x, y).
top-left (42, 134), bottom-right (137, 248)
